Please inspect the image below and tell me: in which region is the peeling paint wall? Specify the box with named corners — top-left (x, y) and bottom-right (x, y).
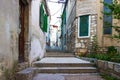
top-left (29, 0), bottom-right (46, 64)
top-left (0, 0), bottom-right (19, 68)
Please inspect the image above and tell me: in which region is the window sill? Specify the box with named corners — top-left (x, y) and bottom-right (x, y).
top-left (78, 36), bottom-right (90, 38)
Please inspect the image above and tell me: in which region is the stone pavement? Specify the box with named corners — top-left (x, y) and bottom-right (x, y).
top-left (33, 73), bottom-right (104, 80)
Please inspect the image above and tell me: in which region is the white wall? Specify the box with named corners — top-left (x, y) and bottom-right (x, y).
top-left (29, 0), bottom-right (46, 64)
top-left (0, 0), bottom-right (19, 68)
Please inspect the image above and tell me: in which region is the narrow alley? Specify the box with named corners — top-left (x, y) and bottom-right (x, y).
top-left (0, 0), bottom-right (120, 80)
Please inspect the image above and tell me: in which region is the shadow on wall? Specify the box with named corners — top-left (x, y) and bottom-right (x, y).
top-left (29, 37), bottom-right (45, 65)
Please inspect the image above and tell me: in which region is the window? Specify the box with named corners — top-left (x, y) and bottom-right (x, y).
top-left (78, 15), bottom-right (90, 38)
top-left (103, 0), bottom-right (112, 34)
top-left (39, 3), bottom-right (44, 29)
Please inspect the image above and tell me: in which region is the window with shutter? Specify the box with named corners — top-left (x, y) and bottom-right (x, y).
top-left (78, 15), bottom-right (90, 38)
top-left (39, 3), bottom-right (44, 30)
top-left (39, 3), bottom-right (48, 32)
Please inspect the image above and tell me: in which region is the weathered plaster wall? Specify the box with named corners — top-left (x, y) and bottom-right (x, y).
top-left (0, 0), bottom-right (19, 69)
top-left (29, 0), bottom-right (46, 64)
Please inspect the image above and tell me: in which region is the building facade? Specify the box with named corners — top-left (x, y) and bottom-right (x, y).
top-left (61, 0), bottom-right (120, 55)
top-left (29, 0), bottom-right (50, 65)
top-left (0, 0), bottom-right (50, 78)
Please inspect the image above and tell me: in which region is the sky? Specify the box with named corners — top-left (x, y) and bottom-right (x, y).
top-left (47, 0), bottom-right (64, 26)
top-left (47, 0), bottom-right (65, 43)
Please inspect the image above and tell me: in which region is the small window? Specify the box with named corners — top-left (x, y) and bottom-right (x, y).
top-left (78, 15), bottom-right (90, 38)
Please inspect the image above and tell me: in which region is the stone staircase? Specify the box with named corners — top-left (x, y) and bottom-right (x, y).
top-left (45, 51), bottom-right (75, 57)
top-left (33, 57), bottom-right (97, 74)
top-left (16, 52), bottom-right (98, 80)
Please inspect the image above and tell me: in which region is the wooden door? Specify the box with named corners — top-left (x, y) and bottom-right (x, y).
top-left (19, 0), bottom-right (25, 62)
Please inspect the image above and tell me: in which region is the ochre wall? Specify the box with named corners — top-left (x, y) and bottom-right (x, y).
top-left (96, 0), bottom-right (120, 48)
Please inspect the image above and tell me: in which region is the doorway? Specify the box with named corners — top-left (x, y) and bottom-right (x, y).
top-left (19, 0), bottom-right (25, 62)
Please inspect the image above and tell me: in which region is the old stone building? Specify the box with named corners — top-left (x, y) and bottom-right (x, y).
top-left (75, 0), bottom-right (97, 55)
top-left (0, 0), bottom-right (50, 78)
top-left (61, 0), bottom-right (120, 55)
top-left (61, 0), bottom-right (97, 54)
top-left (97, 0), bottom-right (120, 48)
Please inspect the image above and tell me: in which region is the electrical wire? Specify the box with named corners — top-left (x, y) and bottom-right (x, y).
top-left (47, 0), bottom-right (66, 4)
top-left (48, 0), bottom-right (64, 16)
top-left (47, 0), bottom-right (58, 3)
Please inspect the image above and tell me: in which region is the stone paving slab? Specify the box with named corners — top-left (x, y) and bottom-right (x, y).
top-left (64, 74), bottom-right (104, 80)
top-left (34, 57), bottom-right (90, 64)
top-left (33, 73), bottom-right (104, 80)
top-left (33, 74), bottom-right (65, 80)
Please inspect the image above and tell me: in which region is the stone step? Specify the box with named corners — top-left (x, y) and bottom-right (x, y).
top-left (45, 52), bottom-right (75, 57)
top-left (34, 63), bottom-right (95, 67)
top-left (34, 67), bottom-right (97, 73)
top-left (33, 57), bottom-right (97, 73)
top-left (16, 68), bottom-right (36, 80)
top-left (45, 55), bottom-right (75, 57)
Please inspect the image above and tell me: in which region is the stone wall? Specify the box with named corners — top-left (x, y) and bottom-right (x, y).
top-left (75, 14), bottom-right (97, 55)
top-left (66, 19), bottom-right (76, 52)
top-left (64, 0), bottom-right (120, 54)
top-left (74, 0), bottom-right (97, 55)
top-left (61, 0), bottom-right (76, 52)
top-left (80, 57), bottom-right (120, 79)
top-left (66, 0), bottom-right (76, 52)
top-left (97, 60), bottom-right (120, 79)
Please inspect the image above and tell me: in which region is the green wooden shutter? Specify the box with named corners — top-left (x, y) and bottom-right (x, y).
top-left (39, 3), bottom-right (48, 32)
top-left (43, 14), bottom-right (48, 32)
top-left (79, 15), bottom-right (89, 37)
top-left (39, 3), bottom-right (44, 30)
